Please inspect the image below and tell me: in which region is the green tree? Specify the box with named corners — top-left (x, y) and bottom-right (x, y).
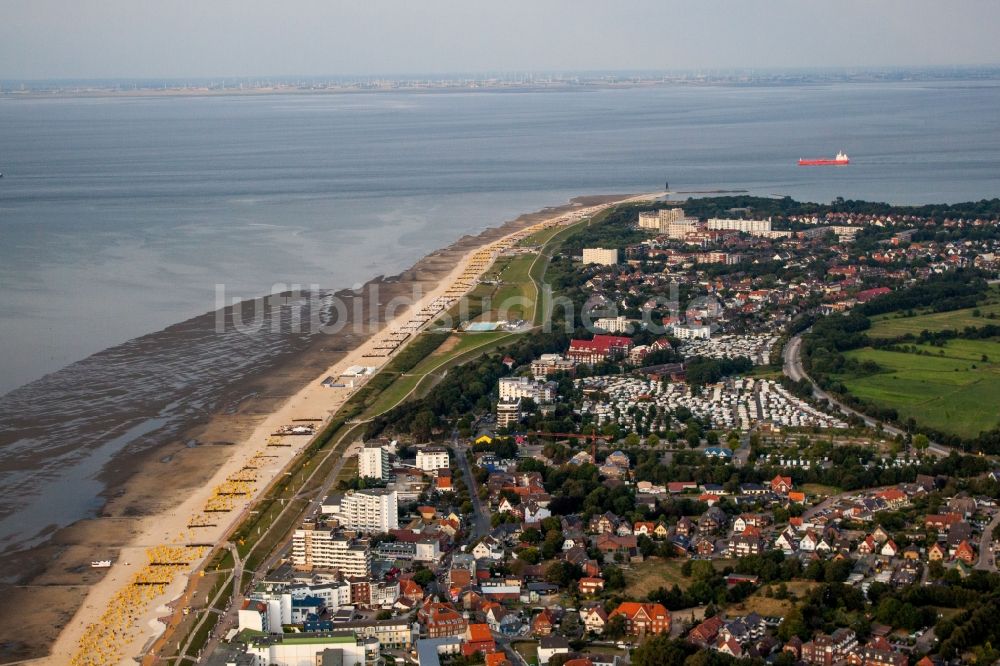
top-left (778, 606), bottom-right (808, 641)
top-left (631, 634), bottom-right (688, 666)
top-left (603, 614), bottom-right (627, 640)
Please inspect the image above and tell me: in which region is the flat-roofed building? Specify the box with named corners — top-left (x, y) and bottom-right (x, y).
top-left (359, 443), bottom-right (390, 481)
top-left (665, 218), bottom-right (699, 239)
top-left (530, 354), bottom-right (576, 380)
top-left (324, 489), bottom-right (399, 533)
top-left (638, 211), bottom-right (660, 230)
top-left (581, 247), bottom-right (619, 266)
top-left (498, 377), bottom-right (556, 403)
top-left (595, 316), bottom-right (632, 333)
top-left (706, 218), bottom-right (772, 234)
top-left (291, 522), bottom-right (371, 577)
top-left (246, 631), bottom-right (379, 666)
top-left (496, 397), bottom-right (521, 428)
top-left (336, 617), bottom-right (415, 650)
top-left (415, 447), bottom-right (450, 472)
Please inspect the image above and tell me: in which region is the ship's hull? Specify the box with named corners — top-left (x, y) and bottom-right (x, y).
top-left (798, 158), bottom-right (849, 166)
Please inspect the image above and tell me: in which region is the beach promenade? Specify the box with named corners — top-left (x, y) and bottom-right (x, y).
top-left (50, 192), bottom-right (660, 665)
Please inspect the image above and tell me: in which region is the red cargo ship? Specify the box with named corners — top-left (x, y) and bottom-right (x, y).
top-left (798, 151), bottom-right (849, 166)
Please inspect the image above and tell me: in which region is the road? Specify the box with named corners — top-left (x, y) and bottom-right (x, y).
top-left (453, 436), bottom-right (490, 539)
top-left (782, 334), bottom-right (950, 458)
top-left (975, 509), bottom-right (1000, 571)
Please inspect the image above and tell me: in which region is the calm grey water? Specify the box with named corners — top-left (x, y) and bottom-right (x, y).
top-left (0, 80), bottom-right (999, 553)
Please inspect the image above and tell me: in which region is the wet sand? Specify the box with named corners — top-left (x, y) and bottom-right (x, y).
top-left (0, 193), bottom-right (648, 664)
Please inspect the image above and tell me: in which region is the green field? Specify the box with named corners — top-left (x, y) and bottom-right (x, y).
top-left (839, 338), bottom-right (1000, 438)
top-left (868, 287), bottom-right (1000, 338)
top-left (489, 253), bottom-right (540, 321)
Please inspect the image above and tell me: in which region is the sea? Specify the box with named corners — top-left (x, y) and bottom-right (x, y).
top-left (1, 79), bottom-right (999, 555)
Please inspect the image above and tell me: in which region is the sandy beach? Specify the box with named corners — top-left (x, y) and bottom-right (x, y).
top-left (3, 192), bottom-right (656, 665)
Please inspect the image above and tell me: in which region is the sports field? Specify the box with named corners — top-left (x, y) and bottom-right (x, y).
top-left (840, 338), bottom-right (1000, 438)
top-left (867, 287), bottom-right (1000, 338)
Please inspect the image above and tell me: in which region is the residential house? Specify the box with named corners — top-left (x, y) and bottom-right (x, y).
top-left (609, 602), bottom-right (671, 637)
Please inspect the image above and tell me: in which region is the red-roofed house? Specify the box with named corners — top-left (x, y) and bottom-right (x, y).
top-left (419, 601), bottom-right (467, 638)
top-left (771, 475), bottom-right (793, 494)
top-left (609, 602), bottom-right (671, 637)
top-left (578, 577), bottom-right (605, 595)
top-left (462, 623), bottom-right (497, 657)
top-left (532, 609), bottom-right (556, 636)
top-left (876, 488), bottom-right (907, 508)
top-left (688, 616), bottom-right (724, 646)
top-left (954, 540), bottom-right (977, 565)
top-left (485, 653), bottom-right (512, 666)
top-left (567, 335), bottom-right (634, 364)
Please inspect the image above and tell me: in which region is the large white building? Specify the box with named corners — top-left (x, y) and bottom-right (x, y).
top-left (358, 443), bottom-right (390, 481)
top-left (638, 211), bottom-right (661, 230)
top-left (595, 316), bottom-right (631, 333)
top-left (496, 397), bottom-right (522, 428)
top-left (665, 218), bottom-right (699, 239)
top-left (706, 218), bottom-right (772, 234)
top-left (415, 447), bottom-right (450, 472)
top-left (323, 489), bottom-right (399, 533)
top-left (581, 247), bottom-right (619, 266)
top-left (498, 376), bottom-right (556, 403)
top-left (246, 631), bottom-right (379, 666)
top-left (638, 208), bottom-right (701, 238)
top-left (669, 324), bottom-right (712, 340)
top-left (291, 523), bottom-right (372, 576)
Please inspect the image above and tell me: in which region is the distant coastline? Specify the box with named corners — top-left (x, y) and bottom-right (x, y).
top-left (3, 65), bottom-right (1000, 99)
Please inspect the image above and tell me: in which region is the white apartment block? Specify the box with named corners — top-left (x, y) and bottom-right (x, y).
top-left (665, 218), bottom-right (699, 239)
top-left (581, 247), bottom-right (619, 266)
top-left (638, 211), bottom-right (661, 230)
top-left (498, 376), bottom-right (556, 403)
top-left (359, 443), bottom-right (389, 480)
top-left (496, 397), bottom-right (522, 428)
top-left (291, 524), bottom-right (372, 577)
top-left (669, 324), bottom-right (712, 340)
top-left (639, 208), bottom-right (699, 238)
top-left (415, 447), bottom-right (450, 472)
top-left (706, 218), bottom-right (772, 234)
top-left (291, 581), bottom-right (352, 612)
top-left (595, 316), bottom-right (631, 333)
top-left (324, 488), bottom-right (399, 533)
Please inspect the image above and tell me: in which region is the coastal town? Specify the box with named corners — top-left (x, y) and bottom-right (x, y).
top-left (6, 5), bottom-right (1000, 666)
top-left (145, 196), bottom-right (1000, 666)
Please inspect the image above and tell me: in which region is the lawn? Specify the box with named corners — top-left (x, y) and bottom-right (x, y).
top-left (512, 640), bottom-right (539, 666)
top-left (489, 253), bottom-right (540, 321)
top-left (624, 558), bottom-right (691, 598)
top-left (839, 338), bottom-right (1000, 438)
top-left (728, 581), bottom-right (819, 617)
top-left (801, 483), bottom-right (840, 497)
top-left (868, 287), bottom-right (1000, 339)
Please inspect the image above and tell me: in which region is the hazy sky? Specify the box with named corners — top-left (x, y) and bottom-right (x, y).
top-left (2, 0), bottom-right (999, 80)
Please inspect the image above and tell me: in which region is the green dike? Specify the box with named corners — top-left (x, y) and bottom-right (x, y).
top-left (838, 339), bottom-right (1000, 439)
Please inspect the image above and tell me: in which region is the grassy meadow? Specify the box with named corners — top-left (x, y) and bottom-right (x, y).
top-left (839, 338), bottom-right (1000, 438)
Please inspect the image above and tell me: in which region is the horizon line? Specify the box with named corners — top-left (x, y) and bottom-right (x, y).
top-left (4, 63), bottom-right (1000, 85)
